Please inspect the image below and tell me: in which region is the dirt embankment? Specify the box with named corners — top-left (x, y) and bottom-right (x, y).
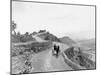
top-left (62, 47), bottom-right (95, 70)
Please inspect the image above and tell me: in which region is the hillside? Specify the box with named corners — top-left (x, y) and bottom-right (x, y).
top-left (38, 32), bottom-right (61, 42)
top-left (37, 31), bottom-right (76, 46)
top-left (11, 31), bottom-right (95, 74)
top-left (59, 36), bottom-right (76, 46)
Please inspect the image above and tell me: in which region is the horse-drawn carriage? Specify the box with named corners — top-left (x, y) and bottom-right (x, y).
top-left (52, 44), bottom-right (60, 57)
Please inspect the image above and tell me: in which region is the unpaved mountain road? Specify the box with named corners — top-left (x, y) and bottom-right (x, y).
top-left (30, 48), bottom-right (72, 73)
top-left (32, 32), bottom-right (47, 42)
top-left (30, 34), bottom-right (72, 72)
top-left (32, 35), bottom-right (46, 42)
top-left (12, 33), bottom-right (73, 74)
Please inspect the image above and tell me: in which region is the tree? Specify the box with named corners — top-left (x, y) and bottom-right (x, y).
top-left (38, 30), bottom-right (46, 33)
top-left (32, 32), bottom-right (37, 35)
top-left (11, 21), bottom-right (17, 35)
top-left (17, 32), bottom-right (21, 36)
top-left (25, 32), bottom-right (29, 36)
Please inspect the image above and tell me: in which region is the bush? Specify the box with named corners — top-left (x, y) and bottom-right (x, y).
top-left (21, 35), bottom-right (34, 42)
top-left (12, 34), bottom-right (21, 43)
top-left (11, 46), bottom-right (25, 57)
top-left (38, 30), bottom-right (46, 33)
top-left (12, 34), bottom-right (35, 43)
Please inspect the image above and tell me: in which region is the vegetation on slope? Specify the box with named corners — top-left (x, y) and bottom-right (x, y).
top-left (64, 47), bottom-right (95, 69)
top-left (12, 41), bottom-right (52, 57)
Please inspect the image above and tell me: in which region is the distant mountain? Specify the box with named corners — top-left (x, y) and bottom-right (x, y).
top-left (78, 39), bottom-right (95, 49)
top-left (59, 36), bottom-right (76, 46)
top-left (37, 31), bottom-right (77, 46)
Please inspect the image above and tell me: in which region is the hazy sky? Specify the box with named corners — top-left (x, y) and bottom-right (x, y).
top-left (12, 1), bottom-right (95, 40)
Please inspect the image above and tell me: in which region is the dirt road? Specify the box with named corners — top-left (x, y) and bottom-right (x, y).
top-left (30, 48), bottom-right (72, 72)
top-left (12, 33), bottom-right (73, 74)
top-left (30, 34), bottom-right (72, 72)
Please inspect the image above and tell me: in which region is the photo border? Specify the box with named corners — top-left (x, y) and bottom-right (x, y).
top-left (10, 0), bottom-right (97, 74)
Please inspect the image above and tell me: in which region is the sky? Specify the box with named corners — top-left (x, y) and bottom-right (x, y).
top-left (12, 1), bottom-right (95, 40)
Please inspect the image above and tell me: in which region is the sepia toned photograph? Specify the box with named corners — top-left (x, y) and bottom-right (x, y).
top-left (11, 0), bottom-right (96, 74)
